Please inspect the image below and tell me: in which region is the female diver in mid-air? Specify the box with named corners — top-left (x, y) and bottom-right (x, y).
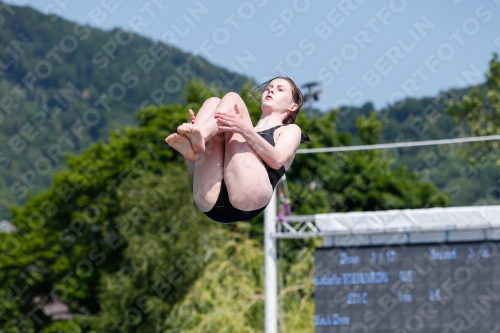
top-left (165, 76), bottom-right (307, 223)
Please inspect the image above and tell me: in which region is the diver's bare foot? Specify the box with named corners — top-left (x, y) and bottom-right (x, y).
top-left (165, 133), bottom-right (197, 162)
top-left (178, 123), bottom-right (205, 154)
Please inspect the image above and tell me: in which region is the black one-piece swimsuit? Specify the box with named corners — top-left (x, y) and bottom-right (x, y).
top-left (203, 125), bottom-right (286, 223)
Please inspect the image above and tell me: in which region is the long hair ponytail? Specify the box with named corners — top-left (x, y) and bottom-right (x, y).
top-left (251, 76), bottom-right (310, 142)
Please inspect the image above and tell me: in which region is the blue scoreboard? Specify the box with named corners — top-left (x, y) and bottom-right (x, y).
top-left (314, 241), bottom-right (500, 333)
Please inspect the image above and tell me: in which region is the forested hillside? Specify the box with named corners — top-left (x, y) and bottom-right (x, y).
top-left (0, 3), bottom-right (248, 218)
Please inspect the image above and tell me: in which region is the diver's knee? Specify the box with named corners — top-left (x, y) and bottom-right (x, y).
top-left (203, 96), bottom-right (221, 108)
top-left (221, 92), bottom-right (242, 103)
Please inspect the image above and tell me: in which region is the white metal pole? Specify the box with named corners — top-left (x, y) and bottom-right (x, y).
top-left (264, 189), bottom-right (277, 333)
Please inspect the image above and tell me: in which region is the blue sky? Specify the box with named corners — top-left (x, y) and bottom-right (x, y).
top-left (6, 0), bottom-right (500, 111)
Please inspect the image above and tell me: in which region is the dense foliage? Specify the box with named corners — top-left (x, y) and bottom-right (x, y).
top-left (447, 54), bottom-right (500, 159)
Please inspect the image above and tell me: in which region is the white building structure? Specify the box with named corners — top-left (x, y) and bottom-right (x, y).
top-left (264, 203), bottom-right (500, 333)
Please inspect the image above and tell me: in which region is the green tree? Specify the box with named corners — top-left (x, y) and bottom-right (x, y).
top-left (447, 53), bottom-right (500, 165)
top-left (0, 78), bottom-right (217, 332)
